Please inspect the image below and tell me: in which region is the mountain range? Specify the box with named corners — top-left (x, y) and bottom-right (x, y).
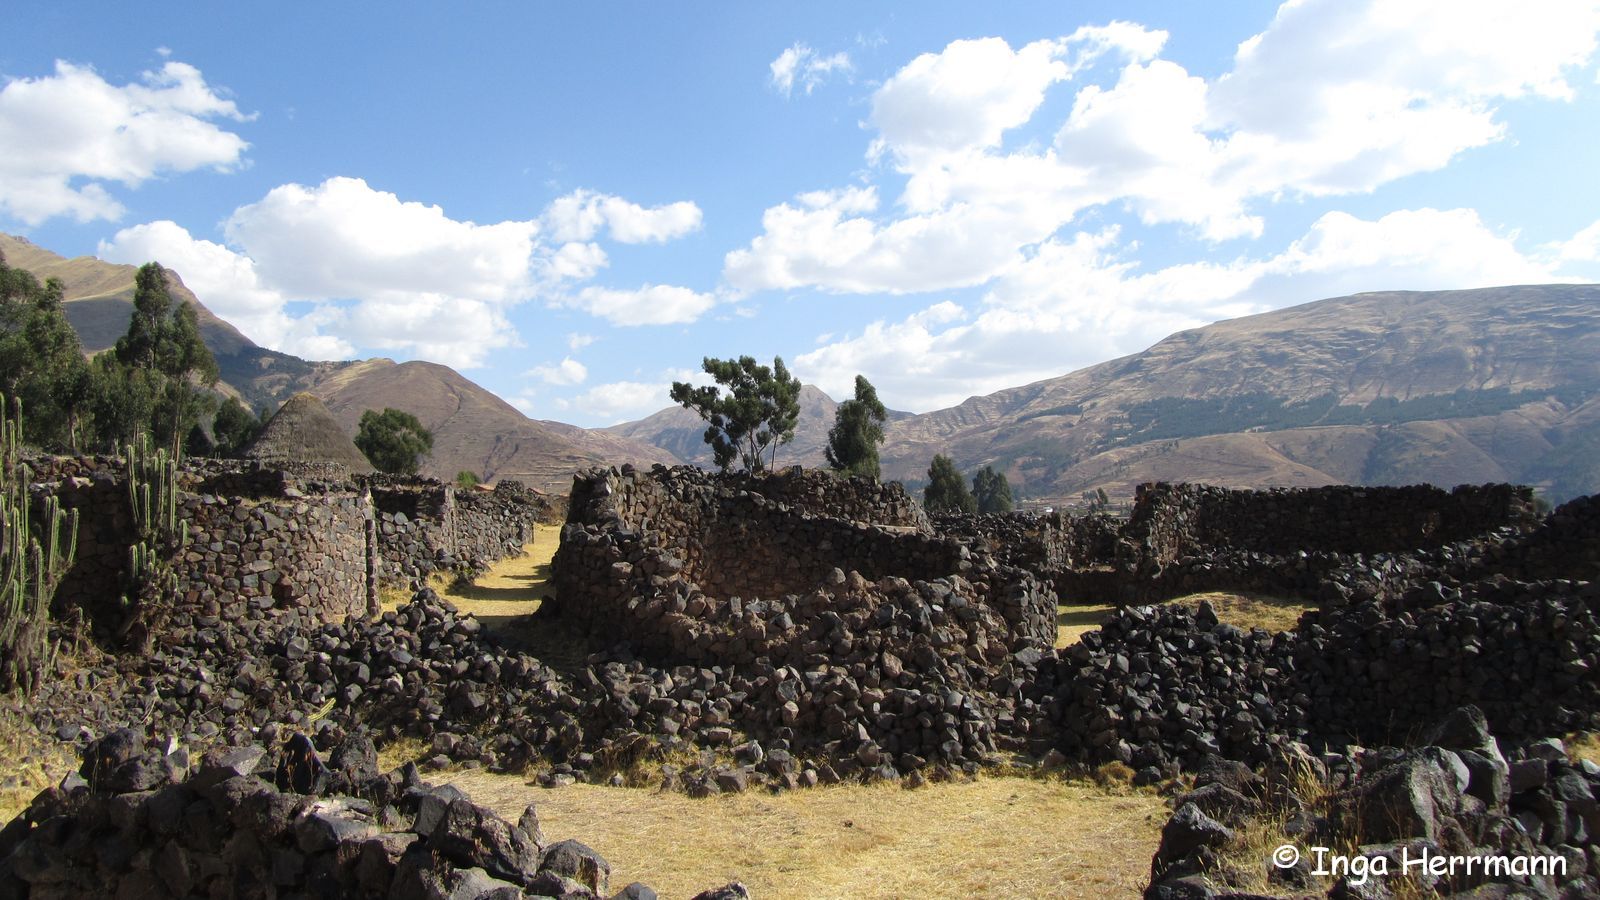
top-left (6, 231), bottom-right (1597, 504)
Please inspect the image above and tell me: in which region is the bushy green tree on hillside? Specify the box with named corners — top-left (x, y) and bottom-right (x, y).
top-left (670, 355), bottom-right (802, 473)
top-left (825, 375), bottom-right (888, 479)
top-left (355, 408), bottom-right (434, 474)
top-left (923, 454), bottom-right (976, 513)
top-left (101, 263), bottom-right (219, 452)
top-left (0, 254), bottom-right (92, 449)
top-left (210, 396), bottom-right (263, 457)
top-left (972, 465), bottom-right (1014, 514)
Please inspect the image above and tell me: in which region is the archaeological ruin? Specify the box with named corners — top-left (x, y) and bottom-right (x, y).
top-left (1, 455), bottom-right (1597, 898)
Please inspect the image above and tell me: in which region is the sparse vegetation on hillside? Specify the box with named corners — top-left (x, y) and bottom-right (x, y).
top-left (670, 355), bottom-right (802, 473)
top-left (355, 407), bottom-right (434, 474)
top-left (825, 374), bottom-right (888, 479)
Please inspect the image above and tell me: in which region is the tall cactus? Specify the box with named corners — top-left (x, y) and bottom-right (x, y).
top-left (122, 435), bottom-right (186, 610)
top-left (0, 396), bottom-right (78, 694)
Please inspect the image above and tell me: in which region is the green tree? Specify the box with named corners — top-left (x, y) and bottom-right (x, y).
top-left (972, 465), bottom-right (1014, 514)
top-left (455, 470), bottom-right (482, 489)
top-left (670, 355), bottom-right (802, 472)
top-left (923, 454), bottom-right (976, 513)
top-left (355, 408), bottom-right (434, 474)
top-left (211, 396), bottom-right (263, 457)
top-left (825, 375), bottom-right (888, 479)
top-left (105, 263), bottom-right (219, 453)
top-left (0, 254), bottom-right (92, 449)
top-left (89, 354), bottom-right (159, 451)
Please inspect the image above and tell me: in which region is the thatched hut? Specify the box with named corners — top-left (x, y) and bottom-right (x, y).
top-left (242, 392), bottom-right (375, 475)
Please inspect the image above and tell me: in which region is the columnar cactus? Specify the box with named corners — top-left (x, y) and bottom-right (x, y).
top-left (121, 434), bottom-right (186, 610)
top-left (0, 396), bottom-right (78, 694)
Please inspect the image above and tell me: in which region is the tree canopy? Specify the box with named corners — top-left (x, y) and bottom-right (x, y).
top-left (972, 465), bottom-right (1014, 514)
top-left (825, 375), bottom-right (888, 479)
top-left (0, 253), bottom-right (91, 449)
top-left (670, 355), bottom-right (802, 473)
top-left (103, 263), bottom-right (218, 453)
top-left (355, 408), bottom-right (434, 474)
top-left (923, 454), bottom-right (976, 513)
top-left (210, 396), bottom-right (263, 457)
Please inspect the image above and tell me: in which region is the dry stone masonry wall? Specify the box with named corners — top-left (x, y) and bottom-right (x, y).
top-left (0, 727), bottom-right (739, 900)
top-left (549, 464), bottom-right (1057, 767)
top-left (26, 457), bottom-right (546, 645)
top-left (371, 478), bottom-right (547, 581)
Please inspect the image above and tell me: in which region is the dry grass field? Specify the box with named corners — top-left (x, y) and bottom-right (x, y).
top-left (0, 705), bottom-right (77, 823)
top-left (450, 769), bottom-right (1167, 899)
top-left (1055, 591), bottom-right (1316, 649)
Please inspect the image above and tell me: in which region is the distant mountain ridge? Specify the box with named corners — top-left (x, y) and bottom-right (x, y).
top-left (11, 231), bottom-right (1596, 503)
top-left (1, 232), bottom-right (670, 492)
top-left (872, 284), bottom-right (1600, 504)
top-left (614, 284), bottom-right (1600, 504)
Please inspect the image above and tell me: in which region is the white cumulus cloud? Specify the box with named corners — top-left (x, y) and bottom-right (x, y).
top-left (0, 60), bottom-right (250, 224)
top-left (98, 220), bottom-right (354, 360)
top-left (564, 381), bottom-right (672, 423)
top-left (102, 176), bottom-right (712, 368)
top-left (769, 43), bottom-right (852, 98)
top-left (728, 0), bottom-right (1600, 295)
top-left (527, 357), bottom-right (588, 386)
top-left (543, 189), bottom-right (703, 244)
top-left (566, 284), bottom-right (717, 326)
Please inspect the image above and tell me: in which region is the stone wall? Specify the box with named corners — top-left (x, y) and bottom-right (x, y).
top-left (1041, 579), bottom-right (1600, 774)
top-left (933, 481), bottom-right (1547, 605)
top-left (0, 729), bottom-right (733, 899)
top-left (1119, 482), bottom-right (1537, 567)
top-left (28, 457), bottom-right (380, 634)
top-left (372, 478), bottom-right (545, 580)
top-left (26, 458), bottom-right (544, 642)
top-left (548, 464), bottom-right (1058, 766)
top-left (173, 486), bottom-right (376, 625)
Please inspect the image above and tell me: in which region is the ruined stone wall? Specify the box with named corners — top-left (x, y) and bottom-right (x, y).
top-left (1118, 482), bottom-right (1537, 568)
top-left (29, 457), bottom-right (380, 634)
top-left (0, 730), bottom-right (702, 899)
top-left (371, 479), bottom-right (543, 580)
top-left (174, 488), bottom-right (376, 624)
top-left (548, 464), bottom-right (1058, 765)
top-left (1043, 578), bottom-right (1600, 773)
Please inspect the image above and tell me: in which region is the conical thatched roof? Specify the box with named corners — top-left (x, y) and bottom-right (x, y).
top-left (242, 392), bottom-right (375, 474)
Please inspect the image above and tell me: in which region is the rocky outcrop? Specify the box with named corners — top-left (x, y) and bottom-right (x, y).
top-left (1146, 707), bottom-right (1600, 898)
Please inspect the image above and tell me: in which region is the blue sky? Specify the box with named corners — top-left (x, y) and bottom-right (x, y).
top-left (4, 1), bottom-right (1600, 426)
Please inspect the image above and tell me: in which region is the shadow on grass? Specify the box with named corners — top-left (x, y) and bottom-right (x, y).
top-left (476, 611), bottom-right (593, 677)
top-left (1057, 604), bottom-right (1112, 630)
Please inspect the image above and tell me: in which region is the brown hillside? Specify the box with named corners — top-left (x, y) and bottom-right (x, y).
top-left (874, 284), bottom-right (1600, 503)
top-left (312, 359), bottom-right (671, 492)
